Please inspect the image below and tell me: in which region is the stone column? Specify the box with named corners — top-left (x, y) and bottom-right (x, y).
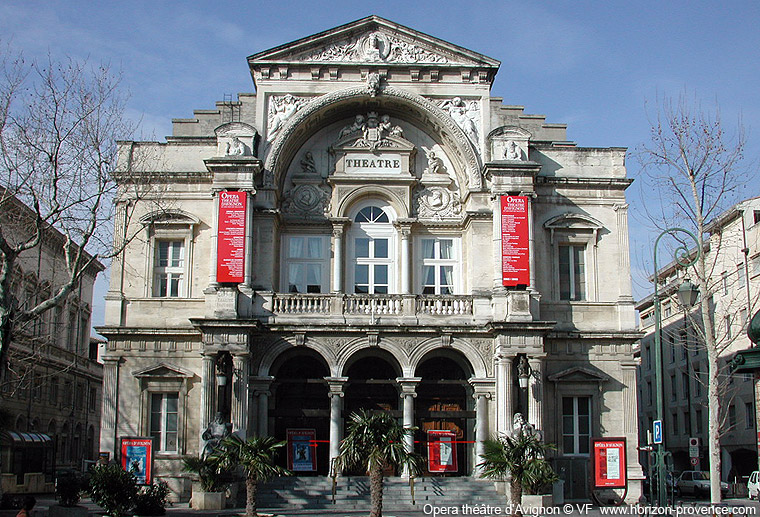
top-left (614, 204), bottom-right (633, 301)
top-left (99, 358), bottom-right (119, 456)
top-left (395, 221), bottom-right (413, 294)
top-left (251, 377), bottom-right (274, 437)
top-left (331, 220), bottom-right (348, 293)
top-left (495, 354), bottom-right (514, 436)
top-left (231, 353), bottom-right (250, 438)
top-left (397, 377), bottom-right (421, 478)
top-left (528, 357), bottom-right (544, 431)
top-left (199, 352), bottom-right (216, 448)
top-left (470, 379), bottom-right (493, 476)
top-left (325, 377), bottom-right (348, 475)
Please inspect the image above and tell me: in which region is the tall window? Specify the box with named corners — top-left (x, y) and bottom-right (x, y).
top-left (559, 244), bottom-right (585, 300)
top-left (562, 396), bottom-right (591, 455)
top-left (728, 404), bottom-right (736, 430)
top-left (682, 372), bottom-right (689, 399)
top-left (420, 238), bottom-right (457, 294)
top-left (738, 264), bottom-right (746, 287)
top-left (696, 409), bottom-right (703, 434)
top-left (150, 393), bottom-right (178, 452)
top-left (351, 206), bottom-right (393, 294)
top-left (153, 240), bottom-right (184, 297)
top-left (284, 236), bottom-right (327, 293)
top-left (746, 402), bottom-right (754, 429)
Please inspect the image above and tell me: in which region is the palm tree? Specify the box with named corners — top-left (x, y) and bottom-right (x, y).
top-left (337, 410), bottom-right (422, 517)
top-left (478, 432), bottom-right (557, 508)
top-left (209, 435), bottom-right (290, 517)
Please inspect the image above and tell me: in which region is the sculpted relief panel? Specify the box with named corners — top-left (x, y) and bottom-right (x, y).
top-left (268, 94), bottom-right (309, 141)
top-left (297, 32), bottom-right (453, 64)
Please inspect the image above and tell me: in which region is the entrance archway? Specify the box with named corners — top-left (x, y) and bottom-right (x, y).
top-left (415, 353), bottom-right (473, 476)
top-left (271, 350), bottom-right (330, 475)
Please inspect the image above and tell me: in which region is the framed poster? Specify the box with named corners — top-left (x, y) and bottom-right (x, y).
top-left (217, 190), bottom-right (247, 283)
top-left (120, 437), bottom-right (154, 484)
top-left (287, 429), bottom-right (317, 472)
top-left (500, 195), bottom-right (530, 287)
top-left (591, 437), bottom-right (627, 488)
top-left (427, 430), bottom-right (458, 473)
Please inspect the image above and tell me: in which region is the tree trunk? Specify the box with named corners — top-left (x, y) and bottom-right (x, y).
top-left (369, 464), bottom-right (384, 517)
top-left (509, 476), bottom-right (523, 516)
top-left (245, 475), bottom-right (258, 517)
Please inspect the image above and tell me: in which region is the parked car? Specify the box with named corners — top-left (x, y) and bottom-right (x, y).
top-left (748, 471), bottom-right (760, 499)
top-left (677, 471), bottom-right (729, 498)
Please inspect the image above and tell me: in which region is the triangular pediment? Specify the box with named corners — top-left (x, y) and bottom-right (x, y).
top-left (548, 366), bottom-right (610, 383)
top-left (249, 16), bottom-right (500, 69)
top-left (132, 362), bottom-right (194, 379)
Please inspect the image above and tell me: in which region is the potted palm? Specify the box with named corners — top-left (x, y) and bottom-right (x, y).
top-left (182, 456), bottom-right (231, 510)
top-left (49, 471), bottom-right (87, 517)
top-left (209, 435), bottom-right (290, 517)
top-left (336, 410), bottom-right (422, 517)
top-left (478, 432), bottom-right (557, 512)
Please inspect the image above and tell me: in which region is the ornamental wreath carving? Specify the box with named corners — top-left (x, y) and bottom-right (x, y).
top-left (281, 183), bottom-right (331, 217)
top-left (298, 32), bottom-right (451, 64)
top-left (414, 185), bottom-right (462, 220)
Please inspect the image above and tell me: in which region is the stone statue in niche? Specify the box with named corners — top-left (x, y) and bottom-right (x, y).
top-left (439, 97), bottom-right (479, 146)
top-left (510, 412), bottom-right (542, 440)
top-left (225, 136), bottom-right (247, 156)
top-left (268, 94), bottom-right (307, 141)
top-left (505, 140), bottom-right (523, 160)
top-left (300, 151), bottom-right (317, 174)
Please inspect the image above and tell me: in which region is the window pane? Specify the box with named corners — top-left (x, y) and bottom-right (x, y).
top-left (374, 265), bottom-right (388, 285)
top-left (422, 239), bottom-right (435, 259)
top-left (289, 237), bottom-right (304, 258)
top-left (423, 266), bottom-right (435, 286)
top-left (355, 238), bottom-right (370, 258)
top-left (374, 239), bottom-right (388, 258)
top-left (439, 240), bottom-right (453, 259)
top-left (559, 246), bottom-right (571, 300)
top-left (440, 266), bottom-right (453, 288)
top-left (165, 433), bottom-right (177, 451)
top-left (170, 241), bottom-right (183, 267)
top-left (170, 277), bottom-right (180, 297)
top-left (355, 265), bottom-right (368, 285)
top-left (288, 264), bottom-right (304, 292)
top-left (579, 439), bottom-right (590, 454)
top-left (166, 413), bottom-right (178, 432)
top-left (573, 246), bottom-right (585, 300)
top-left (166, 394), bottom-right (178, 412)
top-left (306, 264), bottom-right (321, 286)
top-left (578, 396), bottom-right (590, 415)
top-left (307, 237), bottom-right (322, 258)
top-left (157, 242), bottom-right (169, 266)
top-left (374, 285), bottom-right (388, 294)
top-left (563, 436), bottom-right (574, 452)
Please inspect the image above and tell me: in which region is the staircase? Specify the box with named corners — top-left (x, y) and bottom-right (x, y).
top-left (258, 476), bottom-right (502, 512)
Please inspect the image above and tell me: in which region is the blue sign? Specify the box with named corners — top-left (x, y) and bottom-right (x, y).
top-left (653, 420), bottom-right (663, 444)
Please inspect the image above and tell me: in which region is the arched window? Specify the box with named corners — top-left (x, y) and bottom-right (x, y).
top-left (349, 204), bottom-right (394, 294)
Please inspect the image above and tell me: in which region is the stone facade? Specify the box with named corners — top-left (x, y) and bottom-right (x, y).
top-left (98, 16), bottom-right (642, 502)
top-left (637, 197), bottom-right (760, 482)
top-left (0, 194), bottom-right (104, 493)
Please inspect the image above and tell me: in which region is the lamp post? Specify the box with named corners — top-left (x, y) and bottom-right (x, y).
top-left (652, 228), bottom-right (700, 506)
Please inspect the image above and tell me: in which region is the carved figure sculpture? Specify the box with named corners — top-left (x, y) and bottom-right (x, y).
top-left (339, 115), bottom-right (365, 139)
top-left (366, 71), bottom-right (382, 97)
top-left (439, 97), bottom-right (479, 146)
top-left (201, 412), bottom-right (232, 458)
top-left (226, 136), bottom-right (246, 156)
top-left (505, 140), bottom-right (522, 160)
top-left (364, 33), bottom-right (383, 61)
top-left (300, 151), bottom-right (317, 174)
top-left (423, 147), bottom-right (445, 175)
top-left (268, 94), bottom-right (304, 140)
top-left (510, 412), bottom-right (541, 440)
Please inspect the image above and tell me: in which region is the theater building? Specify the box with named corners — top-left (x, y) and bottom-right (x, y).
top-left (98, 16), bottom-right (642, 502)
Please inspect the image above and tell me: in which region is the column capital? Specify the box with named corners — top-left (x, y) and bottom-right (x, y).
top-left (324, 376), bottom-right (349, 396)
top-left (330, 217), bottom-right (351, 236)
top-left (250, 375), bottom-right (274, 395)
top-left (469, 377), bottom-right (495, 399)
top-left (396, 377), bottom-right (422, 397)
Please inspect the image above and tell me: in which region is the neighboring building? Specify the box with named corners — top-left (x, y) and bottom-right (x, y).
top-left (98, 16), bottom-right (642, 502)
top-left (0, 194), bottom-right (104, 493)
top-left (636, 197), bottom-right (760, 482)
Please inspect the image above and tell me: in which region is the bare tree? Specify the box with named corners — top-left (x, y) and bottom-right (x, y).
top-left (0, 47), bottom-right (156, 385)
top-left (636, 93), bottom-right (752, 502)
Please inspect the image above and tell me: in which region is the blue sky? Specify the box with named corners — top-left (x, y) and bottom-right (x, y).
top-left (2, 1), bottom-right (759, 326)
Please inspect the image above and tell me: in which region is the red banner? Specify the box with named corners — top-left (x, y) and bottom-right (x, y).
top-left (592, 438), bottom-right (627, 488)
top-left (287, 429), bottom-right (317, 472)
top-left (217, 191), bottom-right (247, 283)
top-left (120, 437), bottom-right (153, 485)
top-left (500, 195), bottom-right (530, 287)
top-left (427, 430), bottom-right (458, 473)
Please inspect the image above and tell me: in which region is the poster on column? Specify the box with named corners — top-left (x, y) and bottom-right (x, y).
top-left (120, 437), bottom-right (154, 484)
top-left (591, 437), bottom-right (627, 488)
top-left (427, 430), bottom-right (458, 473)
top-left (500, 195), bottom-right (530, 287)
top-left (287, 429), bottom-right (317, 472)
top-left (217, 190), bottom-right (247, 283)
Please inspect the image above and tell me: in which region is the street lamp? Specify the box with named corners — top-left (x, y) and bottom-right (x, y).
top-left (652, 228), bottom-right (701, 507)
